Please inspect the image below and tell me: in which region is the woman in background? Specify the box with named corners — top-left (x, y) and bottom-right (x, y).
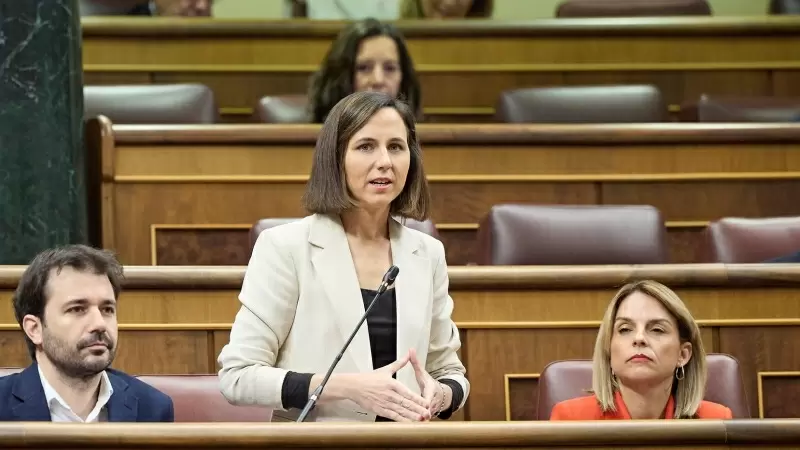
top-left (400, 0), bottom-right (493, 18)
top-left (308, 19), bottom-right (421, 123)
top-left (551, 280), bottom-right (732, 420)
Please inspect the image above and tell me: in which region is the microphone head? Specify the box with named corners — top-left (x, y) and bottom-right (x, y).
top-left (383, 266), bottom-right (400, 285)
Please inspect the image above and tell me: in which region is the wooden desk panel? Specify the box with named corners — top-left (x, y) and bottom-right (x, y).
top-left (81, 18), bottom-right (800, 123)
top-left (2, 265), bottom-right (800, 421)
top-left (3, 420), bottom-right (800, 449)
top-left (89, 120), bottom-right (800, 266)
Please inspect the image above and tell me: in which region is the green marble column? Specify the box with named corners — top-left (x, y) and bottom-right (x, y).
top-left (0, 0), bottom-right (87, 263)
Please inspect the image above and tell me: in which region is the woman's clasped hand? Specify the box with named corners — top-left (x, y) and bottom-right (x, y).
top-left (336, 349), bottom-right (434, 422)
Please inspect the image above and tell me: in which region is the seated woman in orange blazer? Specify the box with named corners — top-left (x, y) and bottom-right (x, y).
top-left (551, 280), bottom-right (732, 420)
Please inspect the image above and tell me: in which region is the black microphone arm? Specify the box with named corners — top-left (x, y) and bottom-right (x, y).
top-left (296, 265), bottom-right (400, 422)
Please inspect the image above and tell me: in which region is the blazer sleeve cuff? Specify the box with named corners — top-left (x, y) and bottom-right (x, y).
top-left (218, 365), bottom-right (291, 410)
top-left (435, 374), bottom-right (469, 411)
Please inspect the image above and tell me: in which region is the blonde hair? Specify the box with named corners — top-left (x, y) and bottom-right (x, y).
top-left (591, 280), bottom-right (707, 419)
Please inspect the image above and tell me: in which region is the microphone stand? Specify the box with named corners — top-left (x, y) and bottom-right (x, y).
top-left (296, 266), bottom-right (400, 422)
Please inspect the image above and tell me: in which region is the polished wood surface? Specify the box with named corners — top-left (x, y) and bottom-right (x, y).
top-left (1, 264), bottom-right (799, 421)
top-left (0, 420), bottom-right (799, 449)
top-left (81, 17), bottom-right (800, 123)
top-left (3, 263), bottom-right (800, 289)
top-left (91, 120), bottom-right (800, 266)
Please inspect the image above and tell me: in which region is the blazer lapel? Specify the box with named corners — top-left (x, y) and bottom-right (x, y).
top-left (390, 218), bottom-right (432, 384)
top-left (106, 372), bottom-right (138, 422)
top-left (10, 364), bottom-right (51, 421)
top-left (309, 214), bottom-right (373, 373)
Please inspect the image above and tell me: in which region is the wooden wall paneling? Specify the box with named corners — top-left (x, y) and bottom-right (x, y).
top-left (151, 224), bottom-right (479, 266)
top-left (680, 71), bottom-right (772, 100)
top-left (717, 327), bottom-right (800, 420)
top-left (84, 72), bottom-right (152, 85)
top-left (463, 328), bottom-right (598, 421)
top-left (151, 72), bottom-right (309, 109)
top-left (665, 222), bottom-right (709, 264)
top-left (505, 374), bottom-right (540, 421)
top-left (428, 182), bottom-right (598, 223)
top-left (0, 293), bottom-right (13, 323)
top-left (146, 221), bottom-right (710, 266)
top-left (417, 72), bottom-right (566, 109)
top-left (114, 144), bottom-right (313, 177)
top-left (0, 331), bottom-right (31, 367)
top-left (423, 110), bottom-right (496, 123)
top-left (152, 225), bottom-right (252, 266)
top-left (600, 180), bottom-right (800, 221)
top-left (0, 329), bottom-right (212, 375)
top-left (772, 71), bottom-right (800, 97)
top-left (438, 227), bottom-right (479, 266)
top-left (114, 330), bottom-right (212, 374)
top-left (562, 71), bottom-right (684, 106)
top-left (758, 372), bottom-right (800, 419)
top-left (114, 182), bottom-right (308, 265)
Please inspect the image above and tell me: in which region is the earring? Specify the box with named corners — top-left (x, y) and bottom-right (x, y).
top-left (675, 365), bottom-right (685, 380)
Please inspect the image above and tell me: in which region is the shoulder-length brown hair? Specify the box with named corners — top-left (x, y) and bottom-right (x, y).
top-left (307, 19), bottom-right (421, 124)
top-left (592, 280), bottom-right (708, 419)
top-left (302, 91), bottom-right (431, 221)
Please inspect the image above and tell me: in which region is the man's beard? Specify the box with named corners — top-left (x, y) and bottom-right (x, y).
top-left (41, 329), bottom-right (116, 380)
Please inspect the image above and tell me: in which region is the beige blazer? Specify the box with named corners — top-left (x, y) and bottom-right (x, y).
top-left (217, 214), bottom-right (469, 422)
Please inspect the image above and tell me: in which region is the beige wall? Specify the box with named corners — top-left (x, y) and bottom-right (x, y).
top-left (212, 0), bottom-right (772, 19)
top-left (492, 0), bottom-right (771, 19)
top-left (213, 0), bottom-right (285, 18)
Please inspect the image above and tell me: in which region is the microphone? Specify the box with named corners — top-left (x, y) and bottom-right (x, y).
top-left (296, 265), bottom-right (400, 422)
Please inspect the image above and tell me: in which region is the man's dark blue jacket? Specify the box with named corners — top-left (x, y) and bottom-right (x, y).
top-left (0, 364), bottom-right (174, 422)
top-left (766, 251), bottom-right (800, 263)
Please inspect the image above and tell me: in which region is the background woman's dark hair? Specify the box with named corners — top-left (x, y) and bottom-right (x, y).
top-left (307, 18), bottom-right (421, 124)
top-left (302, 91), bottom-right (431, 221)
top-left (466, 0), bottom-right (494, 17)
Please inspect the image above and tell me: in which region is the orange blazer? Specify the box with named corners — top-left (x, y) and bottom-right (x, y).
top-left (550, 391), bottom-right (732, 420)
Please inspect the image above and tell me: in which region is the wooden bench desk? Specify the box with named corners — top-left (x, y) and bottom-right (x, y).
top-left (87, 119), bottom-right (800, 266)
top-left (0, 420), bottom-right (799, 449)
top-left (81, 17), bottom-right (800, 123)
top-left (1, 264), bottom-right (799, 421)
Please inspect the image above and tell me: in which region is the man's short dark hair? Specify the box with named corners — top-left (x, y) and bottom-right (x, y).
top-left (302, 91), bottom-right (431, 221)
top-left (12, 244), bottom-right (124, 360)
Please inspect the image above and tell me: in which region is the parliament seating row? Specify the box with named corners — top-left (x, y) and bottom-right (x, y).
top-left (3, 420), bottom-right (800, 449)
top-left (538, 354), bottom-right (749, 419)
top-left (80, 0), bottom-right (799, 19)
top-left (0, 368), bottom-right (271, 422)
top-left (91, 119), bottom-right (800, 266)
top-left (2, 264), bottom-right (798, 421)
top-left (251, 207), bottom-right (800, 266)
top-left (81, 17), bottom-right (800, 124)
top-left (81, 83), bottom-right (800, 125)
top-left (557, 0), bottom-right (797, 17)
top-left (556, 0), bottom-right (712, 17)
top-left (0, 354), bottom-right (748, 422)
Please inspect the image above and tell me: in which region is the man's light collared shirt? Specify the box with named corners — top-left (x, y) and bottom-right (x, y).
top-left (38, 366), bottom-right (114, 423)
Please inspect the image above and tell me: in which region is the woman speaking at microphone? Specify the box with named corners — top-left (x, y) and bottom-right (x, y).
top-left (217, 91), bottom-right (468, 422)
